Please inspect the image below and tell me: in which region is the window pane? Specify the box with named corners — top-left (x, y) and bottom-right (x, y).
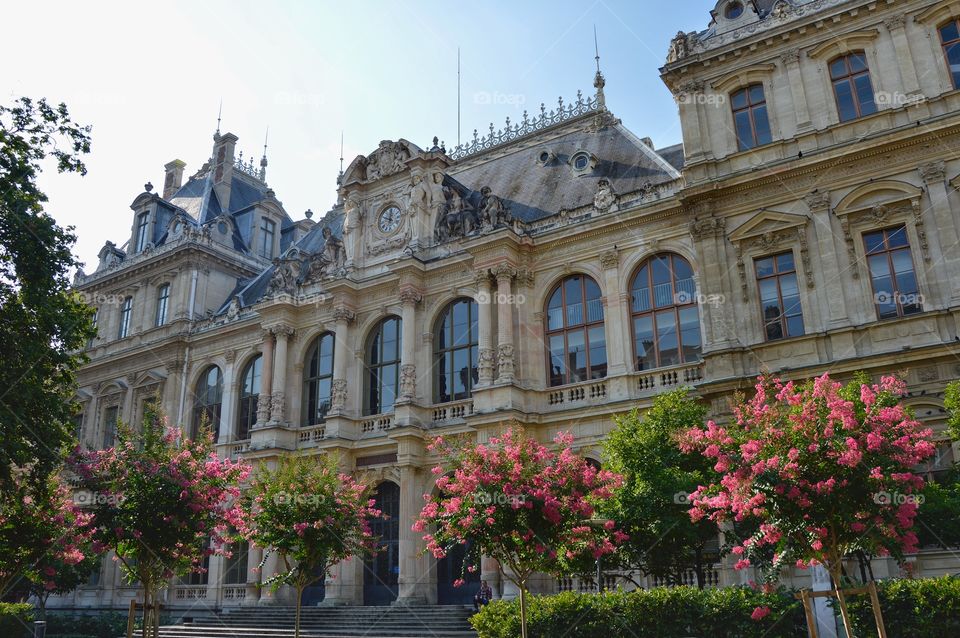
top-left (834, 80), bottom-right (857, 122)
top-left (655, 311), bottom-right (679, 367)
top-left (848, 52), bottom-right (868, 73)
top-left (678, 306), bottom-right (702, 361)
top-left (886, 226), bottom-right (909, 248)
top-left (853, 75), bottom-right (876, 115)
top-left (755, 257), bottom-right (774, 277)
top-left (748, 84), bottom-right (765, 104)
top-left (759, 278), bottom-right (780, 304)
top-left (547, 289), bottom-right (564, 330)
top-left (631, 265), bottom-right (651, 312)
top-left (947, 43), bottom-right (960, 88)
top-left (940, 21), bottom-right (960, 43)
top-left (549, 334), bottom-right (566, 386)
top-left (752, 105), bottom-right (772, 145)
top-left (830, 57), bottom-right (847, 78)
top-left (779, 273), bottom-right (800, 298)
top-left (437, 352), bottom-right (451, 403)
top-left (453, 348), bottom-right (469, 398)
top-left (731, 89), bottom-right (748, 110)
top-left (765, 320), bottom-right (784, 341)
top-left (864, 231), bottom-right (886, 254)
top-left (587, 325), bottom-right (607, 379)
top-left (776, 252), bottom-right (795, 272)
top-left (735, 110), bottom-right (755, 150)
top-left (567, 329), bottom-right (587, 382)
top-left (634, 315), bottom-right (654, 370)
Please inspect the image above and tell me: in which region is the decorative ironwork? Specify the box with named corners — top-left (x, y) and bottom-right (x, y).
top-left (233, 150), bottom-right (266, 181)
top-left (447, 90), bottom-right (601, 160)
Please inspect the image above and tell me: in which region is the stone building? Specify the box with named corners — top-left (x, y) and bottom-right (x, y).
top-left (58, 0), bottom-right (960, 612)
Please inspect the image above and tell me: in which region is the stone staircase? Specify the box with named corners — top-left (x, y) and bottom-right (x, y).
top-left (152, 605), bottom-right (477, 638)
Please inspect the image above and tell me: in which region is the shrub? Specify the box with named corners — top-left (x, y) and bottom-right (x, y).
top-left (45, 611), bottom-right (138, 638)
top-left (472, 577), bottom-right (960, 638)
top-left (0, 602), bottom-right (35, 638)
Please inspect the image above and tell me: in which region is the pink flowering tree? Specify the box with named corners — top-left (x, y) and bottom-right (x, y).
top-left (69, 406), bottom-right (249, 638)
top-left (0, 473), bottom-right (94, 600)
top-left (25, 527), bottom-right (100, 616)
top-left (414, 427), bottom-right (626, 638)
top-left (244, 454), bottom-right (381, 638)
top-left (680, 373), bottom-right (935, 632)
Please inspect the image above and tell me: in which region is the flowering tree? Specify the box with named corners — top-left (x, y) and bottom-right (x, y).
top-left (414, 427), bottom-right (626, 638)
top-left (244, 454), bottom-right (381, 638)
top-left (70, 407), bottom-right (249, 638)
top-left (680, 373), bottom-right (935, 633)
top-left (0, 473), bottom-right (93, 599)
top-left (25, 532), bottom-right (100, 616)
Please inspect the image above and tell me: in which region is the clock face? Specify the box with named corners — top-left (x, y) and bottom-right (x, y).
top-left (377, 206), bottom-right (402, 234)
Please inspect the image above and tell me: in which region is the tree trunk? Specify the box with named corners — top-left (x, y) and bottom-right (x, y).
top-left (829, 563), bottom-right (855, 638)
top-left (519, 580), bottom-right (528, 638)
top-left (295, 584), bottom-right (305, 638)
top-left (141, 583), bottom-right (150, 638)
top-left (694, 547), bottom-right (705, 590)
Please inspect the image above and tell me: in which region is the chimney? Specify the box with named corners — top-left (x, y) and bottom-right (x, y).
top-left (163, 159), bottom-right (186, 199)
top-left (211, 132), bottom-right (238, 210)
top-left (640, 137), bottom-right (654, 150)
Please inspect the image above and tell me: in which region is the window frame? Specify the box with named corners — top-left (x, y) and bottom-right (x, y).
top-left (258, 218), bottom-right (276, 259)
top-left (544, 274), bottom-right (607, 387)
top-left (629, 254), bottom-right (702, 371)
top-left (237, 355), bottom-right (262, 440)
top-left (364, 317), bottom-right (402, 416)
top-left (433, 298), bottom-right (479, 403)
top-left (303, 332), bottom-right (335, 425)
top-left (730, 83), bottom-right (772, 151)
top-left (829, 51), bottom-right (877, 122)
top-left (863, 225), bottom-right (923, 320)
top-left (155, 284), bottom-right (170, 327)
top-left (754, 251), bottom-right (805, 342)
top-left (101, 404), bottom-right (119, 449)
top-left (118, 296), bottom-right (133, 339)
top-left (134, 212), bottom-right (150, 253)
top-left (192, 365), bottom-right (223, 440)
top-left (938, 17), bottom-right (960, 90)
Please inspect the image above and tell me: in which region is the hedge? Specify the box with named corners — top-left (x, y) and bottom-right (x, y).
top-left (45, 611), bottom-right (158, 638)
top-left (0, 603), bottom-right (35, 638)
top-left (471, 577), bottom-right (960, 638)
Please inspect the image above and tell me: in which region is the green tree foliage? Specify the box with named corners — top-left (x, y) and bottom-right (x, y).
top-left (0, 97), bottom-right (94, 488)
top-left (601, 388), bottom-right (719, 588)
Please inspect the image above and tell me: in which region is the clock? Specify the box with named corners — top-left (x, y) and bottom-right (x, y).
top-left (377, 206), bottom-right (402, 234)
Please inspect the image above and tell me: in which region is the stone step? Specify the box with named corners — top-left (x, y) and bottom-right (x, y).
top-left (154, 627), bottom-right (477, 638)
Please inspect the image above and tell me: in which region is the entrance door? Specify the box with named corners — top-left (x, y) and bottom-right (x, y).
top-left (436, 540), bottom-right (480, 605)
top-left (363, 481), bottom-right (399, 605)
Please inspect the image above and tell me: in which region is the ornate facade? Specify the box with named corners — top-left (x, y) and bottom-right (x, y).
top-left (60, 0), bottom-right (960, 612)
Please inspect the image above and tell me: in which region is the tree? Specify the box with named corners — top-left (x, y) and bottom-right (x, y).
top-left (0, 473), bottom-right (93, 600)
top-left (680, 373), bottom-right (935, 635)
top-left (244, 454), bottom-right (381, 638)
top-left (0, 97), bottom-right (94, 488)
top-left (25, 534), bottom-right (100, 616)
top-left (414, 427), bottom-right (627, 638)
top-left (602, 388), bottom-right (719, 588)
top-left (69, 407), bottom-right (249, 638)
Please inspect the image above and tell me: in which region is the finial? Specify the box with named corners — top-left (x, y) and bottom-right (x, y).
top-left (260, 127), bottom-right (269, 180)
top-left (305, 208), bottom-right (314, 220)
top-left (214, 99), bottom-right (222, 140)
top-left (338, 130), bottom-right (344, 178)
top-left (593, 25), bottom-right (606, 110)
top-left (144, 181), bottom-right (153, 193)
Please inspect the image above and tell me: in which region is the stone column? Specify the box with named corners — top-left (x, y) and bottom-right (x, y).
top-left (396, 465), bottom-right (429, 604)
top-left (805, 191), bottom-right (850, 328)
top-left (689, 215), bottom-right (731, 351)
top-left (244, 544), bottom-right (262, 604)
top-left (780, 49), bottom-right (812, 133)
top-left (218, 350), bottom-right (236, 444)
top-left (494, 264), bottom-right (516, 383)
top-left (675, 81), bottom-right (706, 163)
top-left (398, 287), bottom-right (422, 402)
top-left (919, 162), bottom-right (960, 304)
top-left (269, 326), bottom-right (293, 423)
top-left (599, 248), bottom-right (627, 376)
top-left (256, 330), bottom-right (274, 426)
top-left (475, 270), bottom-right (495, 386)
top-left (330, 306), bottom-right (355, 414)
top-left (885, 14), bottom-right (921, 95)
top-left (162, 358), bottom-right (182, 423)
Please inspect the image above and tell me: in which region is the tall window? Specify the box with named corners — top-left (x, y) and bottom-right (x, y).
top-left (88, 308), bottom-right (98, 348)
top-left (630, 254), bottom-right (701, 370)
top-left (864, 226), bottom-right (922, 320)
top-left (830, 52), bottom-right (877, 122)
top-left (304, 333), bottom-right (335, 425)
top-left (118, 296), bottom-right (133, 339)
top-left (102, 405), bottom-right (118, 449)
top-left (134, 212), bottom-right (150, 252)
top-left (434, 299), bottom-right (478, 403)
top-left (545, 275), bottom-right (606, 387)
top-left (939, 19), bottom-right (960, 89)
top-left (155, 284), bottom-right (170, 327)
top-left (223, 542), bottom-right (249, 585)
top-left (365, 317), bottom-right (401, 415)
top-left (755, 252), bottom-right (805, 341)
top-left (237, 355), bottom-right (262, 440)
top-left (258, 218), bottom-right (276, 259)
top-left (192, 366), bottom-right (223, 440)
top-left (731, 84), bottom-right (772, 150)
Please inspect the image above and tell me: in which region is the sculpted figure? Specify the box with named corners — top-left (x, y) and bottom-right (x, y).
top-left (593, 178), bottom-right (617, 212)
top-left (479, 186), bottom-right (512, 228)
top-left (320, 226), bottom-right (345, 271)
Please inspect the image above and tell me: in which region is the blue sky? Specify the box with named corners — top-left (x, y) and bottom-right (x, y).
top-left (1, 0), bottom-right (715, 267)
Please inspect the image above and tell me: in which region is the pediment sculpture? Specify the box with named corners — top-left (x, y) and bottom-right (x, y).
top-left (366, 140), bottom-right (411, 181)
top-left (304, 227), bottom-right (346, 282)
top-left (479, 186), bottom-right (513, 230)
top-left (434, 183), bottom-right (479, 242)
top-left (266, 254), bottom-right (303, 296)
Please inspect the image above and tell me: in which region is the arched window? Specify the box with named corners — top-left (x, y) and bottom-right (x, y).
top-left (365, 317), bottom-right (401, 415)
top-left (237, 355), bottom-right (262, 440)
top-left (192, 365), bottom-right (223, 440)
top-left (434, 299), bottom-right (478, 403)
top-left (545, 275), bottom-right (606, 387)
top-left (630, 254), bottom-right (701, 370)
top-left (303, 333), bottom-right (335, 425)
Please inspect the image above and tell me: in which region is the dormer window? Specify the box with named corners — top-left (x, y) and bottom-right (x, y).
top-left (134, 212), bottom-right (150, 253)
top-left (258, 218), bottom-right (276, 259)
top-left (724, 1), bottom-right (743, 19)
top-left (118, 296), bottom-right (132, 339)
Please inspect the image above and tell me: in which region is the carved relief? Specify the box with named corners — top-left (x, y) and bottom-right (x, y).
top-left (593, 178), bottom-right (618, 212)
top-left (365, 140), bottom-right (410, 181)
top-left (478, 348), bottom-right (496, 382)
top-left (919, 161), bottom-right (946, 185)
top-left (330, 379), bottom-right (347, 411)
top-left (689, 216), bottom-right (726, 240)
top-left (599, 248), bottom-right (620, 269)
top-left (399, 363), bottom-right (416, 400)
top-left (305, 227), bottom-right (346, 282)
top-left (497, 344), bottom-right (515, 380)
top-left (435, 183), bottom-right (478, 242)
top-left (478, 186), bottom-right (513, 230)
